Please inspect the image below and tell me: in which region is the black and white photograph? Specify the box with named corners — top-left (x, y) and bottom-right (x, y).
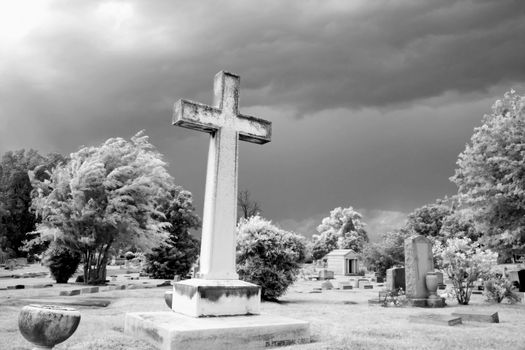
top-left (1, 1), bottom-right (524, 349)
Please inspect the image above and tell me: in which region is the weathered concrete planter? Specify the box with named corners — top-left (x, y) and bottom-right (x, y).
top-left (18, 304), bottom-right (81, 349)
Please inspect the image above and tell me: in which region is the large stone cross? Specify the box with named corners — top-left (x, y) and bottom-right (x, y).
top-left (173, 71), bottom-right (272, 280)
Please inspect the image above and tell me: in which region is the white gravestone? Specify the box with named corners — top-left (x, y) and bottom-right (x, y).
top-left (170, 71), bottom-right (271, 317)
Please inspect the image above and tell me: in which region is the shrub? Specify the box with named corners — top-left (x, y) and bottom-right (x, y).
top-left (436, 237), bottom-right (497, 305)
top-left (484, 274), bottom-right (520, 304)
top-left (144, 189), bottom-right (201, 280)
top-left (236, 216), bottom-right (305, 301)
top-left (124, 251), bottom-right (135, 260)
top-left (45, 243), bottom-right (81, 283)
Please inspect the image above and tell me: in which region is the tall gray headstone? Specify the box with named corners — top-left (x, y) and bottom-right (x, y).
top-left (404, 235), bottom-right (433, 300)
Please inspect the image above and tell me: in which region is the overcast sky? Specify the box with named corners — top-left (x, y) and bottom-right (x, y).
top-left (1, 0), bottom-right (524, 241)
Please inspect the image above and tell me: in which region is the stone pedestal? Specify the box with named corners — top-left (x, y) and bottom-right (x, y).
top-left (171, 279), bottom-right (260, 317)
top-left (125, 312), bottom-right (310, 350)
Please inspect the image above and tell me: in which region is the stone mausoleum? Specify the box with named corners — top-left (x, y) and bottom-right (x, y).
top-left (323, 249), bottom-right (360, 275)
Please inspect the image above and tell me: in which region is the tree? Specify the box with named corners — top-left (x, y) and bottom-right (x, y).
top-left (236, 215), bottom-right (305, 300)
top-left (451, 90), bottom-right (525, 259)
top-left (0, 149), bottom-right (67, 257)
top-left (313, 207), bottom-right (368, 258)
top-left (237, 189), bottom-right (261, 220)
top-left (29, 132), bottom-right (173, 284)
top-left (362, 229), bottom-right (408, 279)
top-left (405, 202), bottom-right (452, 244)
top-left (144, 188), bottom-right (201, 279)
top-left (436, 237), bottom-right (497, 305)
top-left (439, 208), bottom-right (483, 242)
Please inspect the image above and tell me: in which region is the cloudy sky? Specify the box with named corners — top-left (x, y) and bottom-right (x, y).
top-left (1, 0), bottom-right (524, 241)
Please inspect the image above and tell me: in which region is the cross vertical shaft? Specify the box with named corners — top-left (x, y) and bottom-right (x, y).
top-left (173, 71), bottom-right (271, 281)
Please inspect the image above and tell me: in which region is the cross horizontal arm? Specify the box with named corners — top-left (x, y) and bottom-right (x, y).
top-left (173, 99), bottom-right (221, 133)
top-left (236, 114), bottom-right (272, 144)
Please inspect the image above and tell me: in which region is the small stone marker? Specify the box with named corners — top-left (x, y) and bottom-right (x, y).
top-left (358, 279), bottom-right (370, 288)
top-left (451, 311), bottom-right (499, 323)
top-left (321, 280), bottom-right (333, 290)
top-left (319, 270), bottom-right (334, 280)
top-left (59, 290), bottom-right (80, 296)
top-left (409, 314), bottom-right (462, 326)
top-left (386, 267), bottom-right (406, 291)
top-left (363, 285), bottom-right (373, 289)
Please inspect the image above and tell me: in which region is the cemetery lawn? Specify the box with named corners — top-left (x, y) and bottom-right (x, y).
top-left (1, 278), bottom-right (524, 350)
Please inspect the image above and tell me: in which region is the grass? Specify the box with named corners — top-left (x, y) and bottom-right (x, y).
top-left (0, 268), bottom-right (524, 349)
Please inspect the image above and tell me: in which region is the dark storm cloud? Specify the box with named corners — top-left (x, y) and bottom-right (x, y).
top-left (1, 0), bottom-right (524, 236)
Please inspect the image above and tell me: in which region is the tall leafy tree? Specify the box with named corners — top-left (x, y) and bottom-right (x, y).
top-left (0, 149), bottom-right (66, 257)
top-left (29, 132), bottom-right (173, 284)
top-left (405, 201), bottom-right (452, 244)
top-left (313, 206), bottom-right (368, 259)
top-left (144, 189), bottom-right (201, 279)
top-left (362, 229), bottom-right (408, 279)
top-left (451, 89), bottom-right (525, 259)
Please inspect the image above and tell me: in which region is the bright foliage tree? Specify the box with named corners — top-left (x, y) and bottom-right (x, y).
top-left (451, 89), bottom-right (525, 259)
top-left (405, 202), bottom-right (452, 244)
top-left (236, 216), bottom-right (305, 300)
top-left (312, 206), bottom-right (368, 260)
top-left (436, 237), bottom-right (497, 305)
top-left (144, 189), bottom-right (201, 279)
top-left (29, 132), bottom-right (173, 284)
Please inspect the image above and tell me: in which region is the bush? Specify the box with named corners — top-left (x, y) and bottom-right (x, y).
top-left (484, 274), bottom-right (520, 304)
top-left (124, 251), bottom-right (135, 260)
top-left (436, 237), bottom-right (497, 305)
top-left (45, 244), bottom-right (81, 283)
top-left (237, 216), bottom-right (305, 301)
top-left (144, 189), bottom-right (201, 280)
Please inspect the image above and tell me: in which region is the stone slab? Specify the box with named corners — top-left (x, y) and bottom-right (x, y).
top-left (409, 314), bottom-right (462, 326)
top-left (22, 298), bottom-right (111, 307)
top-left (59, 289), bottom-right (81, 296)
top-left (341, 285), bottom-right (353, 290)
top-left (125, 312), bottom-right (310, 350)
top-left (451, 311), bottom-right (499, 323)
top-left (81, 286), bottom-right (99, 294)
top-left (363, 285), bottom-right (373, 289)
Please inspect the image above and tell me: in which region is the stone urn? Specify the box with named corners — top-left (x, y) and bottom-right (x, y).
top-left (165, 290), bottom-right (173, 309)
top-left (18, 304), bottom-right (81, 349)
top-left (425, 272), bottom-right (441, 307)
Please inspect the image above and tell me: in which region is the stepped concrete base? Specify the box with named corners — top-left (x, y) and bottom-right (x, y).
top-left (171, 279), bottom-right (260, 317)
top-left (124, 312), bottom-right (310, 350)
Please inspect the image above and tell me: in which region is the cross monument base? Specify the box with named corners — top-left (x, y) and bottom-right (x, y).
top-left (171, 279), bottom-right (261, 317)
top-left (124, 312), bottom-right (311, 350)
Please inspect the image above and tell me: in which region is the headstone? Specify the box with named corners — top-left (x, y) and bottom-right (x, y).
top-left (386, 267), bottom-right (405, 291)
top-left (409, 314), bottom-right (462, 326)
top-left (318, 270), bottom-right (334, 280)
top-left (404, 235), bottom-right (433, 303)
top-left (518, 270), bottom-right (525, 292)
top-left (451, 311), bottom-right (499, 323)
top-left (125, 71), bottom-right (309, 349)
top-left (321, 280), bottom-right (333, 290)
